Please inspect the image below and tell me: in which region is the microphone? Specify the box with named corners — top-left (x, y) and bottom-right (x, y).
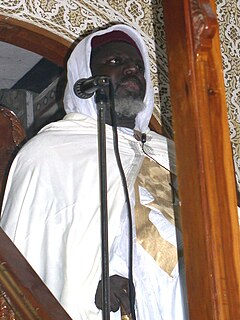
top-left (74, 76), bottom-right (110, 99)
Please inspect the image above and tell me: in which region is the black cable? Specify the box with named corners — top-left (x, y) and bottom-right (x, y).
top-left (141, 139), bottom-right (171, 171)
top-left (108, 82), bottom-right (136, 320)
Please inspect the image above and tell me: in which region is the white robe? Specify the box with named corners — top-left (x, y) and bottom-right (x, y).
top-left (1, 23), bottom-right (187, 320)
top-left (1, 112), bottom-right (186, 320)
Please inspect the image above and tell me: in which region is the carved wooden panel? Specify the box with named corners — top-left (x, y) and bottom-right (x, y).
top-left (190, 0), bottom-right (217, 53)
top-left (0, 295), bottom-right (16, 320)
top-left (0, 107), bottom-right (26, 211)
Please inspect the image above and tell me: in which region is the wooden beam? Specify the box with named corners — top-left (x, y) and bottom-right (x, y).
top-left (163, 0), bottom-right (240, 319)
top-left (0, 15), bottom-right (71, 67)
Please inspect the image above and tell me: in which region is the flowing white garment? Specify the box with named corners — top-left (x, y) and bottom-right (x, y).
top-left (1, 23), bottom-right (187, 320)
top-left (1, 113), bottom-right (186, 320)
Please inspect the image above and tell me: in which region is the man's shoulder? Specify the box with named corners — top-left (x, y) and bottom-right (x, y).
top-left (16, 116), bottom-right (97, 165)
top-left (15, 132), bottom-right (54, 166)
top-left (22, 127), bottom-right (56, 150)
top-left (20, 116), bottom-right (83, 152)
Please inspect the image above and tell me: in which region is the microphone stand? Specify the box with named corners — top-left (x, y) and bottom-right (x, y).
top-left (95, 87), bottom-right (111, 320)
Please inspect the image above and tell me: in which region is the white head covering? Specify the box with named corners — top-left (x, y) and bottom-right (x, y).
top-left (63, 24), bottom-right (154, 133)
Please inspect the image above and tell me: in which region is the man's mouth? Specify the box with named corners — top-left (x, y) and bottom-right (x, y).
top-left (121, 80), bottom-right (140, 91)
top-left (117, 77), bottom-right (142, 93)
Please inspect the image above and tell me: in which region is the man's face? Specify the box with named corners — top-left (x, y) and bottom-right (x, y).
top-left (90, 41), bottom-right (146, 104)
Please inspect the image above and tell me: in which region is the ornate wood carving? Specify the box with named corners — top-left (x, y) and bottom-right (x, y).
top-left (0, 107), bottom-right (26, 211)
top-left (0, 107), bottom-right (26, 147)
top-left (0, 294), bottom-right (16, 320)
top-left (190, 0), bottom-right (218, 53)
top-left (0, 263), bottom-right (42, 320)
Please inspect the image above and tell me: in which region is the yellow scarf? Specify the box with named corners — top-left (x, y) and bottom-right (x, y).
top-left (134, 157), bottom-right (179, 276)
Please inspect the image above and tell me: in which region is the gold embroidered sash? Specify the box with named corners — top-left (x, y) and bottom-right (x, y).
top-left (134, 157), bottom-right (178, 276)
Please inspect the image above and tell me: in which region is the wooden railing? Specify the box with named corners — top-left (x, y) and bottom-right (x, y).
top-left (0, 228), bottom-right (72, 320)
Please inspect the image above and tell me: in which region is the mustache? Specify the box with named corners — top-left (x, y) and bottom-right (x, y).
top-left (115, 75), bottom-right (144, 91)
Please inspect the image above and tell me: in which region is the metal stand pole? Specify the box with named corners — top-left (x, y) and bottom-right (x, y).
top-left (96, 88), bottom-right (110, 320)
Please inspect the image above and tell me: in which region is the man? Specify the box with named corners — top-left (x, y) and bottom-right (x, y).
top-left (1, 24), bottom-right (186, 319)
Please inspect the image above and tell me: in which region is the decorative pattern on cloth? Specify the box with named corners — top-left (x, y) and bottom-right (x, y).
top-left (134, 157), bottom-right (178, 276)
top-left (0, 0), bottom-right (172, 136)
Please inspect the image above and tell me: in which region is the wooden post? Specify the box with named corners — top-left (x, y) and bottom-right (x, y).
top-left (163, 0), bottom-right (240, 319)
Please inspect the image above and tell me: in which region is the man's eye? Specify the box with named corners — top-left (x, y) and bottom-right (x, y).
top-left (107, 57), bottom-right (122, 65)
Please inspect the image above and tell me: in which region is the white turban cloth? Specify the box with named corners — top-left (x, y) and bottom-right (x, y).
top-left (63, 24), bottom-right (155, 134)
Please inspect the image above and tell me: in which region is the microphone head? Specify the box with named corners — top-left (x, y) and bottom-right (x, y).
top-left (74, 79), bottom-right (94, 99)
